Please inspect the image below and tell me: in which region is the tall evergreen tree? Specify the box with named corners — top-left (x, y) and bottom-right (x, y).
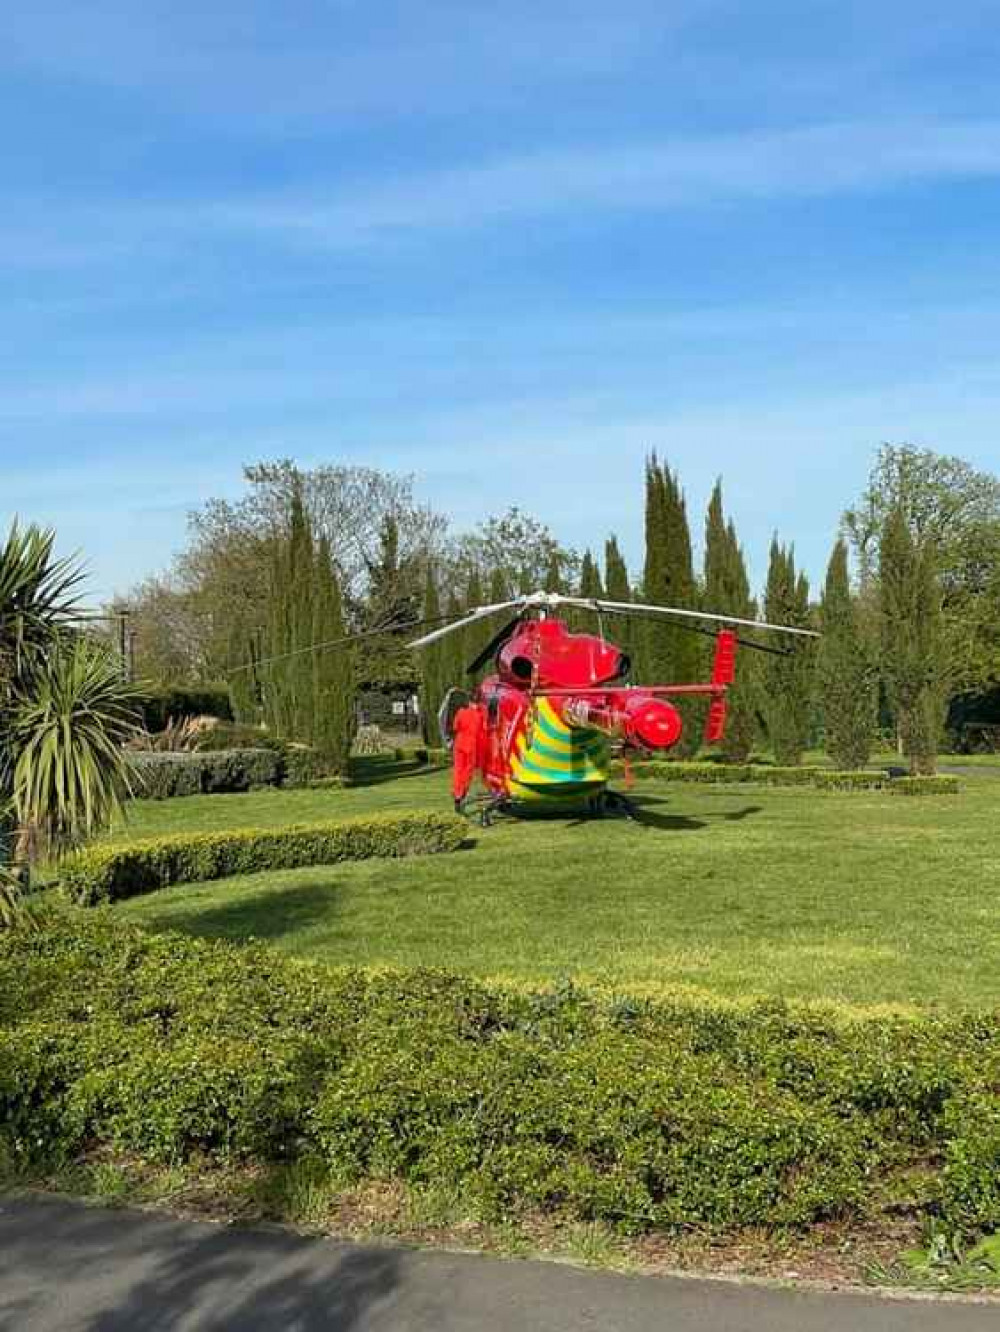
top-left (641, 457), bottom-right (700, 684)
top-left (312, 536), bottom-right (353, 770)
top-left (463, 568), bottom-right (492, 685)
top-left (704, 481), bottom-right (758, 761)
top-left (543, 551), bottom-right (564, 594)
top-left (228, 622), bottom-right (261, 724)
top-left (361, 514), bottom-right (421, 691)
top-left (579, 550), bottom-right (603, 599)
top-left (263, 532), bottom-right (293, 737)
top-left (603, 535), bottom-right (635, 677)
top-left (641, 457), bottom-right (702, 751)
top-left (418, 563), bottom-right (445, 745)
top-left (288, 488), bottom-right (315, 741)
top-left (604, 536), bottom-right (630, 602)
top-left (818, 537), bottom-right (876, 768)
top-left (488, 567), bottom-right (508, 604)
top-left (763, 539), bottom-right (815, 764)
top-left (443, 591), bottom-right (466, 703)
top-left (879, 505), bottom-right (946, 774)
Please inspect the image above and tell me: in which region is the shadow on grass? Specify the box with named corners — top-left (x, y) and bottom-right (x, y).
top-left (349, 757), bottom-right (449, 788)
top-left (629, 795), bottom-right (763, 833)
top-left (141, 880), bottom-right (341, 944)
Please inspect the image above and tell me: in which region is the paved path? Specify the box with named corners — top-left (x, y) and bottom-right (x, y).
top-left (1, 1195), bottom-right (997, 1331)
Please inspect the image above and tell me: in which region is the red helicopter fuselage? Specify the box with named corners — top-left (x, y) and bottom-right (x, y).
top-left (462, 617), bottom-right (735, 807)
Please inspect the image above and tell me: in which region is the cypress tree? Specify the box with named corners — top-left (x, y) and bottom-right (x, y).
top-left (312, 536), bottom-right (353, 770)
top-left (579, 550), bottom-right (603, 598)
top-left (818, 537), bottom-right (876, 768)
top-left (603, 535), bottom-right (635, 676)
top-left (543, 551), bottom-right (564, 594)
top-left (704, 481), bottom-right (758, 761)
top-left (287, 488), bottom-right (315, 742)
top-left (640, 458), bottom-right (669, 682)
top-left (263, 532), bottom-right (293, 737)
top-left (604, 536), bottom-right (630, 603)
top-left (418, 563), bottom-right (444, 745)
top-left (641, 456), bottom-right (700, 686)
top-left (763, 539), bottom-right (815, 764)
top-left (228, 620), bottom-right (260, 725)
top-left (879, 505), bottom-right (945, 774)
top-left (641, 458), bottom-right (701, 752)
top-left (488, 567), bottom-right (508, 604)
top-left (362, 514), bottom-right (420, 692)
top-left (463, 568), bottom-right (491, 685)
top-left (443, 591), bottom-right (466, 700)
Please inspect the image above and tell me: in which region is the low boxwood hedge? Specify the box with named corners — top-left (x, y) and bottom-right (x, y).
top-left (128, 746), bottom-right (347, 799)
top-left (620, 761), bottom-right (959, 795)
top-left (127, 750), bottom-right (282, 800)
top-left (59, 812), bottom-right (468, 906)
top-left (1, 918), bottom-right (998, 1237)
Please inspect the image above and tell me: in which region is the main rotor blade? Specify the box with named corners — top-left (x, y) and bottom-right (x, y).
top-left (407, 598), bottom-right (526, 650)
top-left (466, 614), bottom-right (524, 675)
top-left (554, 595), bottom-right (819, 639)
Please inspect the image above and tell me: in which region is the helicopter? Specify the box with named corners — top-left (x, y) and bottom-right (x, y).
top-left (409, 592), bottom-right (818, 823)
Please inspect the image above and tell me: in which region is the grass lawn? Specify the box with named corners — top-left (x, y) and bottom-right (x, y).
top-left (112, 759), bottom-right (1000, 1013)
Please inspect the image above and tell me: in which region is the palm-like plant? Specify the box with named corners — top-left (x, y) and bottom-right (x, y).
top-left (11, 637), bottom-right (140, 856)
top-left (1, 520), bottom-right (139, 913)
top-left (0, 521), bottom-right (84, 691)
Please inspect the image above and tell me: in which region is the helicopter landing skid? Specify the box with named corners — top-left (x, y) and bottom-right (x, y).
top-left (477, 795), bottom-right (512, 827)
top-left (590, 789), bottom-right (638, 821)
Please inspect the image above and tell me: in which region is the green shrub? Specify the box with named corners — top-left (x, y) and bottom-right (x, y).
top-left (889, 776), bottom-right (960, 796)
top-left (618, 761), bottom-right (959, 796)
top-left (59, 812), bottom-right (468, 905)
top-left (127, 749), bottom-right (281, 799)
top-left (135, 684), bottom-right (233, 732)
top-left (193, 723), bottom-right (283, 753)
top-left (752, 765), bottom-right (828, 786)
top-left (624, 761), bottom-right (754, 784)
top-left (941, 1092), bottom-right (1000, 1232)
top-left (281, 746), bottom-right (341, 787)
top-left (811, 771), bottom-right (887, 791)
top-left (2, 918), bottom-right (999, 1235)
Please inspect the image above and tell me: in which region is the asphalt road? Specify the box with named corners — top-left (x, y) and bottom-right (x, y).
top-left (1, 1195), bottom-right (998, 1332)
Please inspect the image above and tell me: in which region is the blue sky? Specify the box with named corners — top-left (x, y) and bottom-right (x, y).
top-left (3, 1), bottom-right (999, 604)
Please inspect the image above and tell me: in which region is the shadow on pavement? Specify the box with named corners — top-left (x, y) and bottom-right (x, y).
top-left (0, 1195), bottom-right (401, 1332)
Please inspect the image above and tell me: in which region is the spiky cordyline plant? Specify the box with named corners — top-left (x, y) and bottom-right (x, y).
top-left (10, 636), bottom-right (140, 857)
top-left (0, 521), bottom-right (84, 693)
top-left (1, 520), bottom-right (139, 887)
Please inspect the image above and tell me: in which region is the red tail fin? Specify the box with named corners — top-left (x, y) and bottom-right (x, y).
top-left (704, 696), bottom-right (727, 744)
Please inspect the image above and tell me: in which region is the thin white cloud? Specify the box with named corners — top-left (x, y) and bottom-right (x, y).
top-left (8, 118), bottom-right (999, 274)
top-left (209, 119), bottom-right (1000, 246)
top-left (4, 2), bottom-right (695, 124)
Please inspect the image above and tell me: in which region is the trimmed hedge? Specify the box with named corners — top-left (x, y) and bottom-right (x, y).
top-left (619, 761), bottom-right (959, 795)
top-left (2, 917), bottom-right (999, 1237)
top-left (136, 684), bottom-right (233, 733)
top-left (282, 746), bottom-right (341, 788)
top-left (127, 750), bottom-right (282, 799)
top-left (193, 723), bottom-right (284, 754)
top-left (59, 813), bottom-right (467, 906)
top-left (127, 747), bottom-right (348, 798)
top-left (392, 747), bottom-right (449, 766)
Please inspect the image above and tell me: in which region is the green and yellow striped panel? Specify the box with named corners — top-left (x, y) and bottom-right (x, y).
top-left (508, 697), bottom-right (609, 800)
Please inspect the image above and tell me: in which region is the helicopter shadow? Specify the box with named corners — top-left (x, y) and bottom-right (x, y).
top-left (349, 757), bottom-right (449, 788)
top-left (626, 793), bottom-right (763, 833)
